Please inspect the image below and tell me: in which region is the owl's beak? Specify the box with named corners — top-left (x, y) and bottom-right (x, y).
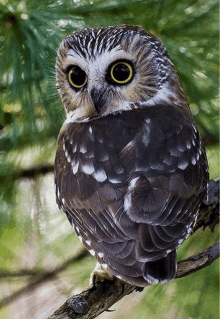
top-left (90, 87), bottom-right (106, 114)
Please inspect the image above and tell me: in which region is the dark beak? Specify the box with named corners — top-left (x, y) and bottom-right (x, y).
top-left (90, 87), bottom-right (107, 114)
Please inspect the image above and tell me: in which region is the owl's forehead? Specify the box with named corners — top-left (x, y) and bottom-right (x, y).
top-left (64, 26), bottom-right (145, 54)
top-left (61, 25), bottom-right (161, 62)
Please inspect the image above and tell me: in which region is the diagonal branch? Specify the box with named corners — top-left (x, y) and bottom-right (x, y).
top-left (47, 241), bottom-right (220, 319)
top-left (176, 241), bottom-right (219, 278)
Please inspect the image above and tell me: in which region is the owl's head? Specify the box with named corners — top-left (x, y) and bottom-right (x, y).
top-left (56, 25), bottom-right (186, 122)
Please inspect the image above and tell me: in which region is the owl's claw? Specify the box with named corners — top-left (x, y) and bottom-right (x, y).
top-left (90, 263), bottom-right (127, 297)
top-left (90, 262), bottom-right (114, 287)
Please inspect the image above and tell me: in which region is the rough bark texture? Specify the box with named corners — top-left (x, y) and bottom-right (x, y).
top-left (47, 180), bottom-right (219, 319)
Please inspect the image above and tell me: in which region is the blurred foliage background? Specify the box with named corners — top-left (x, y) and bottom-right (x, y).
top-left (0, 0), bottom-right (219, 318)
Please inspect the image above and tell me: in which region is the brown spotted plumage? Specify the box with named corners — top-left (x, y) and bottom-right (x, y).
top-left (55, 25), bottom-right (208, 286)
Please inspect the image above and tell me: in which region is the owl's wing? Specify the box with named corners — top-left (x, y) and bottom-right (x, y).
top-left (121, 109), bottom-right (208, 260)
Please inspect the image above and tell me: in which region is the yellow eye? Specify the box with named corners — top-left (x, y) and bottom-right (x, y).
top-left (110, 61), bottom-right (133, 84)
top-left (68, 66), bottom-right (87, 89)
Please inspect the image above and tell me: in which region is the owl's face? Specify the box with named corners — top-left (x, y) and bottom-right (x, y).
top-left (56, 25), bottom-right (184, 122)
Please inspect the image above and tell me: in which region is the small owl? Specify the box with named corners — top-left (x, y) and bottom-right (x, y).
top-left (55, 25), bottom-right (208, 287)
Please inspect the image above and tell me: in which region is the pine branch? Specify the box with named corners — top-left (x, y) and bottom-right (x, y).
top-left (46, 241), bottom-right (219, 319)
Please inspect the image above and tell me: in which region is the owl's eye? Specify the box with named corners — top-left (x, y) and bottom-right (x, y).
top-left (68, 66), bottom-right (87, 89)
top-left (108, 61), bottom-right (134, 85)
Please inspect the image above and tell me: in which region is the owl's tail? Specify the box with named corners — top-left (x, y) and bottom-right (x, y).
top-left (144, 250), bottom-right (176, 284)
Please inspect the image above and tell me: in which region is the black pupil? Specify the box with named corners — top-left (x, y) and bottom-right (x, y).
top-left (70, 67), bottom-right (86, 87)
top-left (113, 63), bottom-right (130, 82)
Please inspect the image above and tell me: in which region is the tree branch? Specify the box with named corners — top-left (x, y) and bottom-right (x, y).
top-left (46, 241), bottom-right (220, 319)
top-left (176, 241), bottom-right (219, 278)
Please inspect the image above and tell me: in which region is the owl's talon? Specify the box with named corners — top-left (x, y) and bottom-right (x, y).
top-left (90, 262), bottom-right (114, 286)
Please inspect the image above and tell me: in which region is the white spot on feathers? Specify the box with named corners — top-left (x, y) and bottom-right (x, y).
top-left (108, 177), bottom-right (121, 184)
top-left (79, 145), bottom-right (87, 153)
top-left (192, 124), bottom-right (197, 133)
top-left (101, 263), bottom-right (108, 269)
top-left (56, 185), bottom-right (60, 199)
top-left (186, 141), bottom-right (191, 149)
top-left (124, 177), bottom-right (139, 212)
top-left (72, 144), bottom-right (77, 153)
top-left (75, 226), bottom-right (79, 233)
top-left (144, 273), bottom-right (159, 284)
top-left (64, 150), bottom-right (68, 159)
top-left (92, 168), bottom-right (107, 182)
top-left (67, 155), bottom-right (71, 163)
top-left (81, 163), bottom-right (95, 174)
top-left (72, 161), bottom-right (79, 174)
top-left (89, 249), bottom-right (96, 256)
top-left (86, 239), bottom-right (91, 246)
top-left (78, 236), bottom-right (83, 243)
top-left (178, 160), bottom-right (188, 170)
top-left (98, 252), bottom-right (104, 258)
top-left (124, 195), bottom-right (132, 213)
top-left (191, 157), bottom-right (197, 165)
top-left (178, 238), bottom-right (184, 245)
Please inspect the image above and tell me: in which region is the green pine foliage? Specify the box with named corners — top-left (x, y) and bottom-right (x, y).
top-left (0, 0), bottom-right (219, 318)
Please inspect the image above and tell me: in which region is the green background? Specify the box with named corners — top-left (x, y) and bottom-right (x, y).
top-left (0, 0), bottom-right (219, 318)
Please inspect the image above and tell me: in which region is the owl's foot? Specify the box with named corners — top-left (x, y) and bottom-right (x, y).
top-left (90, 262), bottom-right (114, 286)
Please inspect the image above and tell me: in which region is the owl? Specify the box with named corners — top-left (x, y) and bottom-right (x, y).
top-left (55, 25), bottom-right (208, 287)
